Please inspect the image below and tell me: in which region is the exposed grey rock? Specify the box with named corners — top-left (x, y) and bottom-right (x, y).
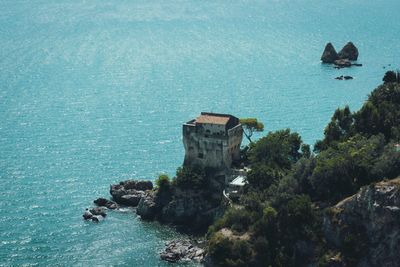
top-left (137, 191), bottom-right (158, 220)
top-left (135, 180), bottom-right (153, 191)
top-left (110, 179), bottom-right (153, 206)
top-left (333, 59), bottom-right (352, 68)
top-left (94, 197), bottom-right (118, 209)
top-left (160, 189), bottom-right (224, 230)
top-left (120, 192), bottom-right (144, 206)
top-left (324, 178), bottom-right (400, 266)
top-left (338, 42), bottom-right (359, 61)
top-left (83, 210), bottom-right (93, 220)
top-left (89, 207), bottom-right (107, 217)
top-left (160, 240), bottom-right (205, 263)
top-left (321, 43), bottom-right (339, 63)
top-left (91, 215), bottom-right (103, 223)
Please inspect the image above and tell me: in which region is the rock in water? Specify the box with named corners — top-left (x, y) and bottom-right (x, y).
top-left (83, 210), bottom-right (93, 220)
top-left (110, 179), bottom-right (153, 206)
top-left (324, 178), bottom-right (400, 266)
top-left (333, 59), bottom-right (352, 68)
top-left (94, 197), bottom-right (118, 209)
top-left (89, 207), bottom-right (107, 217)
top-left (321, 43), bottom-right (339, 63)
top-left (338, 42), bottom-right (359, 60)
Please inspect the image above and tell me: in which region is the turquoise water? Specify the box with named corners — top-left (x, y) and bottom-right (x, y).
top-left (1, 0), bottom-right (399, 265)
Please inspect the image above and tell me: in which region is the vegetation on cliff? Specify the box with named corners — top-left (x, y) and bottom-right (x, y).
top-left (206, 78), bottom-right (400, 266)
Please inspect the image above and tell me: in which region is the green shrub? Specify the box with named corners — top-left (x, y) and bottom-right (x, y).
top-left (173, 166), bottom-right (206, 190)
top-left (155, 174), bottom-right (170, 190)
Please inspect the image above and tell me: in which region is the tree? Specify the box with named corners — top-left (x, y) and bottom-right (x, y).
top-left (240, 118), bottom-right (264, 143)
top-left (382, 70), bottom-right (397, 83)
top-left (248, 129), bottom-right (303, 170)
top-left (315, 106), bottom-right (354, 152)
top-left (155, 174), bottom-right (171, 191)
top-left (173, 166), bottom-right (206, 190)
top-left (246, 164), bottom-right (281, 190)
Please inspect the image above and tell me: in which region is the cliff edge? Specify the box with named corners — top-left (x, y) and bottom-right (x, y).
top-left (324, 177), bottom-right (400, 266)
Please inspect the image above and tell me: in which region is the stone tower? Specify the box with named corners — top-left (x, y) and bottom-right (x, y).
top-left (182, 112), bottom-right (243, 171)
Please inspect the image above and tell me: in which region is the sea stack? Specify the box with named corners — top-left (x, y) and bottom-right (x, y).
top-left (338, 42), bottom-right (359, 60)
top-left (321, 42), bottom-right (339, 63)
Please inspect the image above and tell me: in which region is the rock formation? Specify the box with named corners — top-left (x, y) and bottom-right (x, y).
top-left (333, 59), bottom-right (352, 68)
top-left (160, 240), bottom-right (205, 263)
top-left (335, 75), bottom-right (353, 80)
top-left (82, 207), bottom-right (107, 222)
top-left (94, 197), bottom-right (118, 209)
top-left (137, 191), bottom-right (158, 220)
top-left (110, 179), bottom-right (153, 206)
top-left (136, 187), bottom-right (224, 231)
top-left (338, 42), bottom-right (359, 61)
top-left (321, 42), bottom-right (360, 66)
top-left (324, 178), bottom-right (400, 266)
top-left (321, 43), bottom-right (339, 63)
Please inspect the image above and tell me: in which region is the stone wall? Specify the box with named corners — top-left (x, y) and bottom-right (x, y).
top-left (182, 121), bottom-right (242, 172)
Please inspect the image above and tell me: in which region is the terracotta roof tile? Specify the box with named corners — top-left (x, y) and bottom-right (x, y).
top-left (195, 114), bottom-right (230, 125)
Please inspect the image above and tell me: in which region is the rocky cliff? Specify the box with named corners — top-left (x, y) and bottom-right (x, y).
top-left (324, 177), bottom-right (400, 266)
top-left (137, 187), bottom-right (225, 232)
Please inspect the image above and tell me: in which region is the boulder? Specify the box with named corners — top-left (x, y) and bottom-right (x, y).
top-left (338, 42), bottom-right (358, 61)
top-left (110, 179), bottom-right (153, 206)
top-left (333, 59), bottom-right (352, 68)
top-left (321, 43), bottom-right (339, 63)
top-left (324, 178), bottom-right (400, 266)
top-left (90, 207), bottom-right (107, 217)
top-left (335, 76), bottom-right (344, 80)
top-left (91, 215), bottom-right (103, 223)
top-left (83, 210), bottom-right (93, 220)
top-left (160, 240), bottom-right (205, 263)
top-left (119, 192), bottom-right (144, 206)
top-left (135, 180), bottom-right (153, 191)
top-left (137, 191), bottom-right (158, 220)
top-left (343, 76), bottom-right (353, 80)
top-left (119, 179), bottom-right (153, 191)
top-left (94, 197), bottom-right (118, 209)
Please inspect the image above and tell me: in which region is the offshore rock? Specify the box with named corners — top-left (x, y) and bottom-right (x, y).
top-left (333, 59), bottom-right (352, 68)
top-left (324, 178), bottom-right (400, 266)
top-left (83, 210), bottom-right (93, 220)
top-left (160, 240), bottom-right (205, 263)
top-left (110, 179), bottom-right (153, 206)
top-left (82, 208), bottom-right (106, 222)
top-left (321, 43), bottom-right (339, 63)
top-left (137, 191), bottom-right (158, 220)
top-left (338, 42), bottom-right (359, 61)
top-left (93, 198), bottom-right (118, 209)
top-left (89, 207), bottom-right (107, 217)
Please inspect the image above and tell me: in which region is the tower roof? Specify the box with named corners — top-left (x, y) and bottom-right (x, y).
top-left (195, 114), bottom-right (231, 125)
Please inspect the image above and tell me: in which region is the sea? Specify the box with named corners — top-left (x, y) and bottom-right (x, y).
top-left (1, 0), bottom-right (399, 266)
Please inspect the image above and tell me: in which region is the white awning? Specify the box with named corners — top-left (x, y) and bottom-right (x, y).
top-left (230, 175), bottom-right (247, 186)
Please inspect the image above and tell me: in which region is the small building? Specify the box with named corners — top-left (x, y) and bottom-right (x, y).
top-left (183, 112), bottom-right (243, 172)
top-left (227, 175), bottom-right (247, 200)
